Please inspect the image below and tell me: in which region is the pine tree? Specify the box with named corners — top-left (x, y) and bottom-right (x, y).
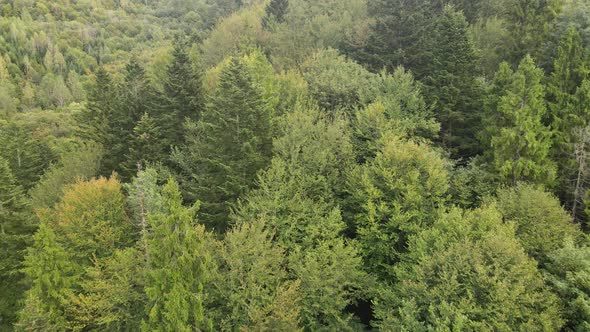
top-left (0, 123), bottom-right (56, 190)
top-left (16, 223), bottom-right (76, 331)
top-left (491, 55), bottom-right (556, 186)
top-left (353, 0), bottom-right (440, 74)
top-left (143, 179), bottom-right (212, 332)
top-left (174, 57), bottom-right (273, 232)
top-left (423, 6), bottom-right (483, 160)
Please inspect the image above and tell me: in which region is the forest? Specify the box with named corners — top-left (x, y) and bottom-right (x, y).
top-left (1, 0), bottom-right (590, 330)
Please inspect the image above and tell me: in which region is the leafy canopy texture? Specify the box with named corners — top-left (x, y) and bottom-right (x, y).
top-left (376, 205), bottom-right (563, 331)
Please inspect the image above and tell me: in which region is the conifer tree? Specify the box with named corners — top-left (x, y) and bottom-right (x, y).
top-left (158, 38), bottom-right (205, 148)
top-left (490, 55), bottom-right (556, 186)
top-left (78, 67), bottom-right (116, 146)
top-left (548, 28), bottom-right (590, 220)
top-left (0, 157), bottom-right (33, 329)
top-left (104, 58), bottom-right (151, 179)
top-left (174, 57), bottom-right (272, 232)
top-left (16, 223), bottom-right (75, 331)
top-left (262, 0), bottom-right (289, 29)
top-left (143, 179), bottom-right (212, 332)
top-left (123, 112), bottom-right (165, 176)
top-left (356, 0), bottom-right (438, 73)
top-left (0, 123), bottom-right (56, 190)
top-left (423, 6), bottom-right (483, 160)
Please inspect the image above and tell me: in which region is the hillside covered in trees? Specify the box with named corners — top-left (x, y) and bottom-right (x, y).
top-left (2, 0), bottom-right (590, 330)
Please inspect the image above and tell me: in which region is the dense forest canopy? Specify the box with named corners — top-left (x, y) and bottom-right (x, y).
top-left (2, 0), bottom-right (590, 330)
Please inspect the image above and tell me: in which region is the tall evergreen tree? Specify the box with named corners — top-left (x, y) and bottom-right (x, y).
top-left (490, 55), bottom-right (556, 186)
top-left (78, 67), bottom-right (117, 147)
top-left (158, 38), bottom-right (205, 148)
top-left (173, 57), bottom-right (273, 232)
top-left (123, 112), bottom-right (166, 175)
top-left (143, 179), bottom-right (212, 332)
top-left (0, 123), bottom-right (56, 190)
top-left (262, 0), bottom-right (289, 29)
top-left (548, 28), bottom-right (590, 221)
top-left (352, 0), bottom-right (441, 74)
top-left (423, 6), bottom-right (483, 160)
top-left (104, 58), bottom-right (151, 179)
top-left (0, 157), bottom-right (33, 329)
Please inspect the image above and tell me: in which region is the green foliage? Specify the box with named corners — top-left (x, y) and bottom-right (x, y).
top-left (208, 218), bottom-right (302, 330)
top-left (262, 0), bottom-right (289, 29)
top-left (489, 55), bottom-right (556, 186)
top-left (234, 108), bottom-right (367, 329)
top-left (423, 5), bottom-right (483, 159)
top-left (545, 239), bottom-right (590, 331)
top-left (358, 67), bottom-right (439, 141)
top-left (143, 179), bottom-right (213, 332)
top-left (0, 157), bottom-right (32, 329)
top-left (174, 56), bottom-right (273, 232)
top-left (268, 0), bottom-right (369, 70)
top-left (29, 142), bottom-right (103, 210)
top-left (377, 205), bottom-right (563, 331)
top-left (350, 134), bottom-right (449, 280)
top-left (122, 112), bottom-right (166, 176)
top-left (157, 38), bottom-right (205, 147)
top-left (0, 121), bottom-right (57, 190)
top-left (301, 48), bottom-right (374, 112)
top-left (495, 184), bottom-right (582, 262)
top-left (18, 177), bottom-right (137, 331)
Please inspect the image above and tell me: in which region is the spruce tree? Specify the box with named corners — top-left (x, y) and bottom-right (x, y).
top-left (174, 57), bottom-right (272, 232)
top-left (158, 39), bottom-right (205, 148)
top-left (0, 123), bottom-right (56, 190)
top-left (0, 157), bottom-right (33, 329)
top-left (143, 179), bottom-right (212, 332)
top-left (104, 58), bottom-right (151, 179)
top-left (262, 0), bottom-right (289, 30)
top-left (16, 223), bottom-right (75, 331)
top-left (423, 6), bottom-right (483, 160)
top-left (78, 67), bottom-right (116, 146)
top-left (491, 55), bottom-right (556, 186)
top-left (123, 112), bottom-right (165, 176)
top-left (548, 28), bottom-right (590, 220)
